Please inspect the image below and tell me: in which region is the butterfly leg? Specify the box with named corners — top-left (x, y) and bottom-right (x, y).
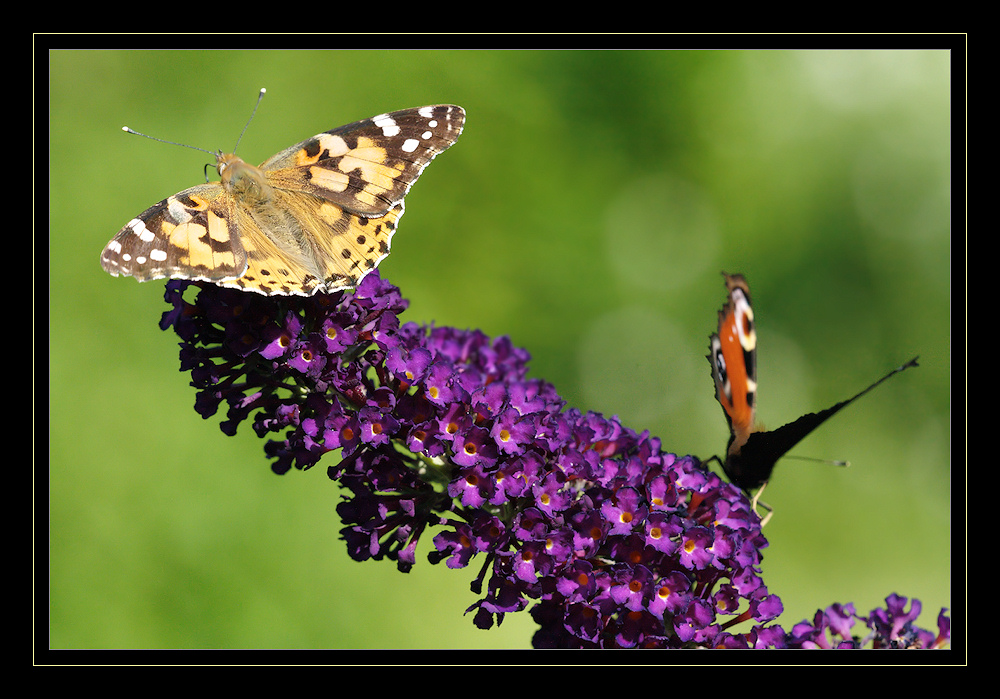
top-left (750, 482), bottom-right (773, 527)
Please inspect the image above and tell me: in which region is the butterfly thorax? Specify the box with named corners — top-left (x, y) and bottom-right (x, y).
top-left (217, 151), bottom-right (309, 258)
top-left (218, 153), bottom-right (274, 205)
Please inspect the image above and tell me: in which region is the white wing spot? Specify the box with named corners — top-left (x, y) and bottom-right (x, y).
top-left (402, 138), bottom-right (419, 153)
top-left (167, 198), bottom-right (194, 224)
top-left (373, 113), bottom-right (400, 137)
top-left (150, 249), bottom-right (168, 262)
top-left (126, 218), bottom-right (156, 243)
top-left (421, 130), bottom-right (432, 140)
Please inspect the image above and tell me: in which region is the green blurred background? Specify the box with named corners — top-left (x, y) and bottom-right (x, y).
top-left (48, 49), bottom-right (952, 650)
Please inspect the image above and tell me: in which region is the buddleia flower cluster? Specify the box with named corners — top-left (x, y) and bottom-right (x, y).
top-left (158, 272), bottom-right (949, 649)
top-left (786, 594), bottom-right (950, 649)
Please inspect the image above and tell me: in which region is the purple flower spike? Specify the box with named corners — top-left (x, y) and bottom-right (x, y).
top-left (156, 273), bottom-right (948, 649)
top-left (786, 594), bottom-right (950, 649)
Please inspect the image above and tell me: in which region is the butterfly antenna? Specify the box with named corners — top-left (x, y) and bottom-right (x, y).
top-left (233, 88), bottom-right (267, 154)
top-left (120, 126), bottom-right (217, 157)
top-left (784, 455), bottom-right (851, 467)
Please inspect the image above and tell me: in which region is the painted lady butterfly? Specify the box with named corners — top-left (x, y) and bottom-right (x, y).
top-left (708, 272), bottom-right (918, 504)
top-left (101, 93), bottom-right (465, 296)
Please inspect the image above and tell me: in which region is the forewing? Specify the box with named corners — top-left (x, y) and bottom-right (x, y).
top-left (260, 105), bottom-right (465, 216)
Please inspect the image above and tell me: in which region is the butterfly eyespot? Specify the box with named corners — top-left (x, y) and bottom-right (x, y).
top-left (731, 289), bottom-right (756, 351)
top-left (714, 350), bottom-right (727, 383)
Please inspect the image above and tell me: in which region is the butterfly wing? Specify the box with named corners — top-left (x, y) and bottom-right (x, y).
top-left (261, 105), bottom-right (466, 215)
top-left (709, 273), bottom-right (758, 453)
top-left (728, 356), bottom-right (920, 490)
top-left (100, 183), bottom-right (248, 284)
top-left (242, 105), bottom-right (465, 295)
top-left (222, 192), bottom-right (405, 296)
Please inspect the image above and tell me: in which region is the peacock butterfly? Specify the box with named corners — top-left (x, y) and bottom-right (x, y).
top-left (707, 272), bottom-right (918, 506)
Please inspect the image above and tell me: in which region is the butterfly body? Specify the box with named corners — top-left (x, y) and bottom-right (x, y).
top-left (708, 272), bottom-right (918, 492)
top-left (102, 104), bottom-right (466, 296)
